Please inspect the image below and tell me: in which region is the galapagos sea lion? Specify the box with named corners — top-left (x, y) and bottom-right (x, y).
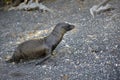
top-left (6, 22), bottom-right (75, 64)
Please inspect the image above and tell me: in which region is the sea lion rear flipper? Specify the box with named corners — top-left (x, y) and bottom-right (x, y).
top-left (5, 58), bottom-right (19, 64)
top-left (5, 54), bottom-right (20, 64)
top-left (5, 58), bottom-right (13, 63)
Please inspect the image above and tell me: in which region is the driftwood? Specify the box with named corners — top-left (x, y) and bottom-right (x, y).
top-left (90, 0), bottom-right (114, 18)
top-left (8, 0), bottom-right (53, 12)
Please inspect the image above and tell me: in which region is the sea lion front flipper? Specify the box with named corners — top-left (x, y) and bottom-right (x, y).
top-left (35, 54), bottom-right (51, 65)
top-left (35, 48), bottom-right (52, 65)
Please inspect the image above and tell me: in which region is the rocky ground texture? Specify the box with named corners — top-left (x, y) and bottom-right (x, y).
top-left (0, 0), bottom-right (120, 80)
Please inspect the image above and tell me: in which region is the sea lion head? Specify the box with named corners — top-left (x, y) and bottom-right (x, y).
top-left (56, 22), bottom-right (75, 32)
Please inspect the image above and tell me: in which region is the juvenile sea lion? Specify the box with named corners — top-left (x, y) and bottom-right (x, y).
top-left (6, 22), bottom-right (75, 64)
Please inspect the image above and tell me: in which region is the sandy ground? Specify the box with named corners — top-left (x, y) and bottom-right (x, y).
top-left (0, 0), bottom-right (120, 80)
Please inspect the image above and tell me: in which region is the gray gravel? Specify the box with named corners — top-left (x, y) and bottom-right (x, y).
top-left (0, 0), bottom-right (120, 80)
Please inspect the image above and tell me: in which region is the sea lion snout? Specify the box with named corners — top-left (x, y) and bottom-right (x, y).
top-left (68, 24), bottom-right (75, 31)
top-left (63, 24), bottom-right (75, 31)
top-left (56, 22), bottom-right (75, 31)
